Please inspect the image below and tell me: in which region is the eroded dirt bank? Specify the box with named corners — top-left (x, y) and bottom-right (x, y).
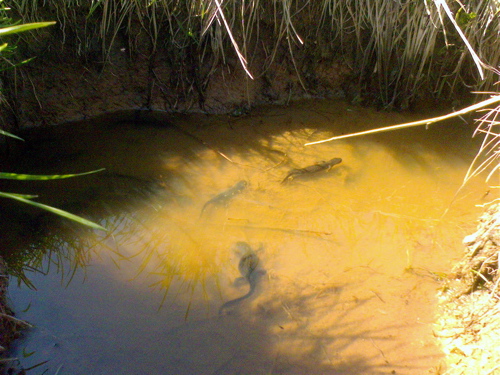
top-left (0, 21), bottom-right (353, 129)
top-left (0, 0), bottom-right (478, 131)
top-left (435, 203), bottom-right (500, 375)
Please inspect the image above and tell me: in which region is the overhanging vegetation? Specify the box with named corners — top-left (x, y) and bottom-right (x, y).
top-left (3, 0), bottom-right (500, 110)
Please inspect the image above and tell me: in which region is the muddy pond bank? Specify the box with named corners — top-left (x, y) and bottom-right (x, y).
top-left (0, 99), bottom-right (496, 374)
top-left (2, 0), bottom-right (486, 130)
top-left (435, 203), bottom-right (500, 375)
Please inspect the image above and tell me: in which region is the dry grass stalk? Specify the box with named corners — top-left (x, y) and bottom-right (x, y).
top-left (305, 95), bottom-right (500, 145)
top-left (465, 104), bottom-right (500, 184)
top-left (451, 204), bottom-right (500, 296)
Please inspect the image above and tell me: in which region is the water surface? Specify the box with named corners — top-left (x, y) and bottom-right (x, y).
top-left (2, 99), bottom-right (494, 374)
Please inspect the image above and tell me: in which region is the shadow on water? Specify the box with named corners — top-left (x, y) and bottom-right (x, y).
top-left (0, 99), bottom-right (494, 374)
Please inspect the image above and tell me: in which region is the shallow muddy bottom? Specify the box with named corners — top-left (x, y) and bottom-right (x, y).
top-left (2, 100), bottom-right (495, 374)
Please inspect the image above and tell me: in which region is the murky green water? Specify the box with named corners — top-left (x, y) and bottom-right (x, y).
top-left (1, 100), bottom-right (495, 374)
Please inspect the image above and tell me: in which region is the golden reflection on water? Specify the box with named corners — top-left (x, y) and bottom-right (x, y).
top-left (5, 99), bottom-right (497, 374)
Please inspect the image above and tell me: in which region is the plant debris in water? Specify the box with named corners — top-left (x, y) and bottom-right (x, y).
top-left (0, 258), bottom-right (32, 373)
top-left (435, 203), bottom-right (500, 375)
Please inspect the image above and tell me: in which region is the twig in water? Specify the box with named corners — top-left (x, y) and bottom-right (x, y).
top-left (222, 221), bottom-right (333, 237)
top-left (168, 121), bottom-right (235, 163)
top-left (23, 360), bottom-right (49, 371)
top-left (370, 289), bottom-right (386, 303)
top-left (370, 338), bottom-right (389, 364)
top-left (0, 357), bottom-right (18, 363)
top-left (0, 312), bottom-right (33, 328)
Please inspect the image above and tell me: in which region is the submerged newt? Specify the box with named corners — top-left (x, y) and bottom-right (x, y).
top-left (200, 180), bottom-right (247, 217)
top-left (219, 242), bottom-right (263, 316)
top-left (281, 157), bottom-right (342, 183)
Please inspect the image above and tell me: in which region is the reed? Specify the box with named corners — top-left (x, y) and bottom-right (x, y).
top-left (464, 100), bottom-right (500, 184)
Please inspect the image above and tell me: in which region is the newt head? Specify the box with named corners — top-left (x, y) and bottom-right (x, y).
top-left (234, 241), bottom-right (252, 255)
top-left (328, 157), bottom-right (342, 166)
top-left (234, 180), bottom-right (248, 189)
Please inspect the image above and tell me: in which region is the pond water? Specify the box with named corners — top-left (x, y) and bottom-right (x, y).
top-left (1, 99), bottom-right (495, 374)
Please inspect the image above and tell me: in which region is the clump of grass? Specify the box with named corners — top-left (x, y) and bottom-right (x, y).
top-left (0, 14), bottom-right (108, 232)
top-left (3, 0), bottom-right (500, 108)
top-left (464, 101), bottom-right (500, 184)
top-left (321, 0), bottom-right (441, 107)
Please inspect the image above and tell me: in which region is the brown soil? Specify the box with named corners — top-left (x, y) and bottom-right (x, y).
top-left (0, 22), bottom-right (355, 129)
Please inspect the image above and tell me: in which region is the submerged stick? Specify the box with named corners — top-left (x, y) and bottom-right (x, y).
top-left (0, 312), bottom-right (33, 328)
top-left (220, 221), bottom-right (332, 236)
top-left (305, 95), bottom-right (500, 146)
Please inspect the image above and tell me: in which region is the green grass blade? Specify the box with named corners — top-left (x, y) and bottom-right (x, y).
top-left (0, 56), bottom-right (35, 71)
top-left (0, 22), bottom-right (56, 36)
top-left (3, 192), bottom-right (39, 199)
top-left (0, 128), bottom-right (24, 141)
top-left (0, 191), bottom-right (107, 231)
top-left (0, 168), bottom-right (106, 180)
top-left (87, 0), bottom-right (105, 18)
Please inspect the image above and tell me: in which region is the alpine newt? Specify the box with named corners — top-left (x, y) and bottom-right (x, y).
top-left (200, 180), bottom-right (247, 217)
top-left (282, 157), bottom-right (342, 183)
top-left (219, 242), bottom-right (263, 316)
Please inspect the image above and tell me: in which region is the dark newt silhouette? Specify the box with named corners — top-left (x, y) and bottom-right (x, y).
top-left (282, 157), bottom-right (342, 183)
top-left (200, 180), bottom-right (247, 218)
top-left (219, 242), bottom-right (264, 316)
